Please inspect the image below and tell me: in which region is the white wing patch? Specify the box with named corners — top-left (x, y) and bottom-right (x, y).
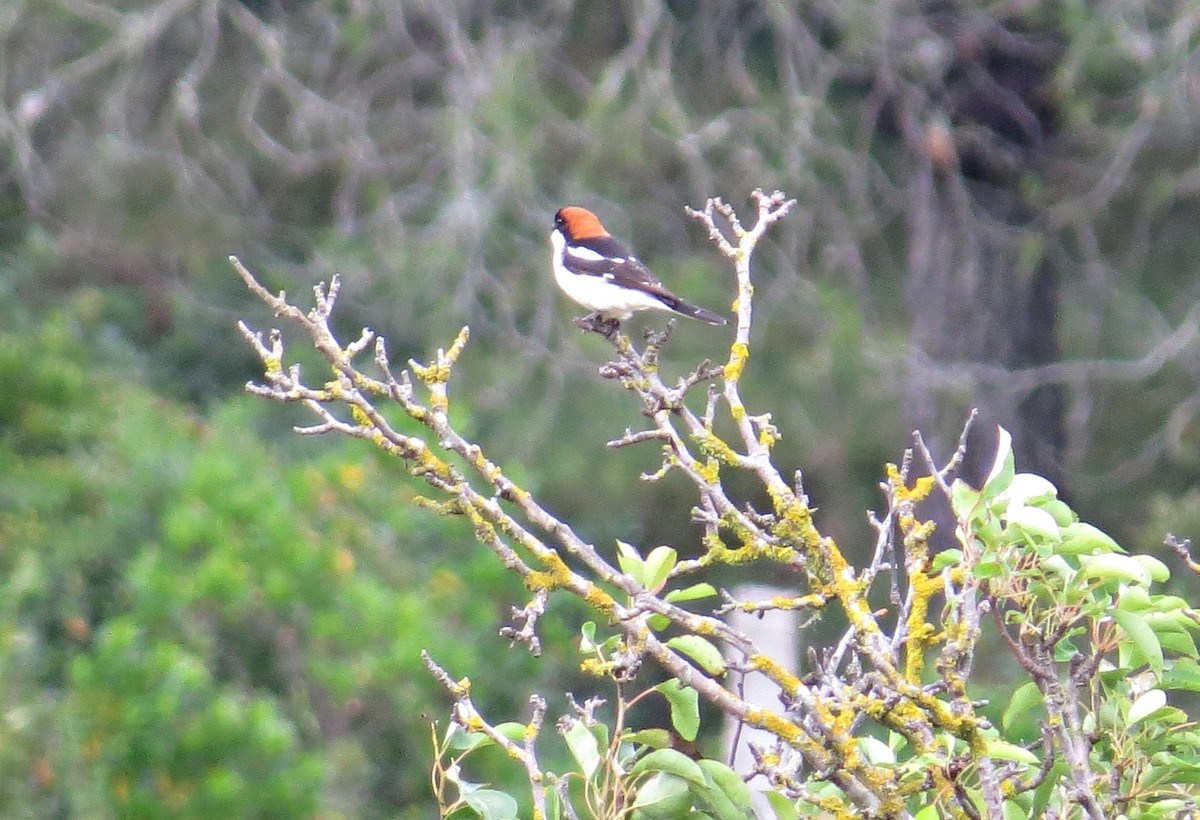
top-left (565, 244), bottom-right (617, 263)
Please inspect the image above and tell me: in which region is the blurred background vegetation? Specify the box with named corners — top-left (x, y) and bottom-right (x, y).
top-left (1, 0), bottom-right (1199, 816)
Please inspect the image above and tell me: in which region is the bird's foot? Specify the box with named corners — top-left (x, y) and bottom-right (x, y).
top-left (574, 313), bottom-right (621, 340)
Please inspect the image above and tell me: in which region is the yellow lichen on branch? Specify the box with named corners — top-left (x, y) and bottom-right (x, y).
top-left (724, 341), bottom-right (750, 382)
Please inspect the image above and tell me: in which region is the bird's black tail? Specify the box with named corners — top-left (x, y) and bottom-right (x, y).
top-left (666, 297), bottom-right (727, 326)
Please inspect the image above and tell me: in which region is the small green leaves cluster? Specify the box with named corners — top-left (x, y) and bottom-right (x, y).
top-left (952, 434), bottom-right (1200, 818)
top-left (430, 536), bottom-right (747, 820)
top-left (557, 703), bottom-right (751, 820)
top-left (432, 723), bottom-right (526, 819)
top-left (432, 675), bottom-right (753, 820)
top-left (612, 542), bottom-right (724, 675)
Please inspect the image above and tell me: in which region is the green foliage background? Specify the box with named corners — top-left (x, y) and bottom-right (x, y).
top-left (1, 0), bottom-right (1198, 815)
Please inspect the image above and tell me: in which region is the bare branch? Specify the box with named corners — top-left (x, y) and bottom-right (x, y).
top-left (1164, 534), bottom-right (1200, 575)
top-left (500, 588), bottom-right (549, 656)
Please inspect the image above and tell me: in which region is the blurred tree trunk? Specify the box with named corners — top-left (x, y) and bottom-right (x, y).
top-left (898, 11), bottom-right (1066, 490)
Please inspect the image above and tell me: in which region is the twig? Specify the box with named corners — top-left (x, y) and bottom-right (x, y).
top-left (422, 651), bottom-right (549, 817)
top-left (1164, 534), bottom-right (1200, 574)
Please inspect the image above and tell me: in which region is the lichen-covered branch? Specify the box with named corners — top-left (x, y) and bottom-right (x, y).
top-left (234, 191), bottom-right (1200, 819)
top-left (231, 238), bottom-right (889, 811)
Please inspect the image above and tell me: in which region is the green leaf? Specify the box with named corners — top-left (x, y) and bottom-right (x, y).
top-left (630, 772), bottom-right (690, 816)
top-left (985, 738), bottom-right (1039, 765)
top-left (665, 583), bottom-right (717, 603)
top-left (656, 679), bottom-right (700, 741)
top-left (1157, 629), bottom-right (1198, 659)
top-left (617, 540), bottom-right (645, 586)
top-left (629, 748), bottom-right (706, 785)
top-left (980, 428), bottom-right (1015, 497)
top-left (1147, 703), bottom-right (1190, 725)
top-left (1057, 522), bottom-right (1124, 556)
top-left (1134, 554), bottom-right (1171, 583)
top-left (697, 759), bottom-right (755, 819)
top-left (1040, 554), bottom-right (1074, 581)
top-left (563, 720), bottom-right (601, 779)
top-left (930, 549), bottom-right (963, 572)
top-left (1163, 658), bottom-right (1200, 692)
top-left (666, 635), bottom-right (727, 675)
top-left (1078, 553), bottom-right (1151, 586)
top-left (1001, 800), bottom-right (1029, 820)
top-left (580, 621), bottom-right (597, 652)
top-left (590, 721), bottom-right (610, 757)
top-left (1053, 634), bottom-right (1081, 662)
top-left (1117, 586), bottom-right (1153, 611)
top-left (580, 621), bottom-right (620, 653)
top-left (648, 613), bottom-right (670, 632)
top-left (1114, 609), bottom-right (1164, 673)
top-left (1002, 473), bottom-right (1058, 505)
top-left (625, 729), bottom-right (673, 749)
top-left (462, 788), bottom-right (519, 820)
top-left (1128, 689), bottom-right (1167, 726)
top-left (445, 724), bottom-right (492, 752)
top-left (858, 735), bottom-right (895, 764)
top-left (1005, 506), bottom-right (1061, 544)
top-left (494, 722), bottom-right (527, 745)
top-left (1002, 681), bottom-right (1043, 732)
top-left (1033, 497), bottom-right (1075, 527)
top-left (1153, 595), bottom-right (1190, 613)
top-left (972, 516), bottom-right (1003, 550)
top-left (951, 479), bottom-right (983, 519)
top-left (696, 758), bottom-right (748, 806)
top-left (1148, 753), bottom-right (1200, 785)
top-left (975, 562), bottom-right (1003, 579)
top-left (764, 791), bottom-right (799, 820)
top-left (644, 546), bottom-right (677, 592)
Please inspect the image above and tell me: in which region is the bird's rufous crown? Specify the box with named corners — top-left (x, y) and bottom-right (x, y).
top-left (556, 206), bottom-right (608, 240)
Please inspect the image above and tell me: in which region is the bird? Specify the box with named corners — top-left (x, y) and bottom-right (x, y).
top-left (550, 206), bottom-right (727, 331)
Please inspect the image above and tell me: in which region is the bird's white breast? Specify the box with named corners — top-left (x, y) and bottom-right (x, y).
top-left (550, 229), bottom-right (668, 320)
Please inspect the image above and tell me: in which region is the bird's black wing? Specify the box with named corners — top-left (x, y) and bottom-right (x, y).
top-left (562, 236), bottom-right (675, 301)
top-left (563, 235), bottom-right (728, 325)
